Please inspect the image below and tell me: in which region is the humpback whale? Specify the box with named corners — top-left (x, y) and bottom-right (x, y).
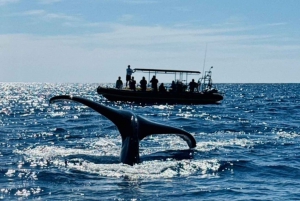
top-left (49, 95), bottom-right (196, 165)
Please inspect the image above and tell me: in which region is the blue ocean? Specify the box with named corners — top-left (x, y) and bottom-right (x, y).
top-left (1, 83), bottom-right (300, 200)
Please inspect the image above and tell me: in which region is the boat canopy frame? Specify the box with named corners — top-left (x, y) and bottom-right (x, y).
top-left (134, 68), bottom-right (201, 86)
top-left (134, 68), bottom-right (200, 74)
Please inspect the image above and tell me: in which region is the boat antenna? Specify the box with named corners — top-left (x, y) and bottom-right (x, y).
top-left (202, 43), bottom-right (208, 74)
top-left (199, 43), bottom-right (208, 91)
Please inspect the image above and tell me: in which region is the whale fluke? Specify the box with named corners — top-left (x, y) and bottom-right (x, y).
top-left (49, 95), bottom-right (196, 165)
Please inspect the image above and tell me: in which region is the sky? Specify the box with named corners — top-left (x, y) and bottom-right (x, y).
top-left (1, 0), bottom-right (299, 83)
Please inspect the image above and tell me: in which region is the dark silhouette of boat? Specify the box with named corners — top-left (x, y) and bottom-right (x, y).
top-left (97, 67), bottom-right (223, 105)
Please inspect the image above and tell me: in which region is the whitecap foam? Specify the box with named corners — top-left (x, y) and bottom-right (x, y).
top-left (15, 137), bottom-right (223, 179)
top-left (55, 158), bottom-right (221, 179)
top-left (276, 131), bottom-right (299, 139)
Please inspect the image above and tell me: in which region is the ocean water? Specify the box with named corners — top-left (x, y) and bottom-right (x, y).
top-left (0, 83), bottom-right (300, 200)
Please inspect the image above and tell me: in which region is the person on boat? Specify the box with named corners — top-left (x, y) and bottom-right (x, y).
top-left (207, 78), bottom-right (213, 89)
top-left (126, 65), bottom-right (134, 87)
top-left (176, 80), bottom-right (183, 92)
top-left (140, 76), bottom-right (147, 92)
top-left (116, 76), bottom-right (123, 89)
top-left (150, 75), bottom-right (158, 91)
top-left (171, 80), bottom-right (177, 92)
top-left (159, 83), bottom-right (167, 93)
top-left (129, 76), bottom-right (136, 91)
top-left (189, 79), bottom-right (198, 92)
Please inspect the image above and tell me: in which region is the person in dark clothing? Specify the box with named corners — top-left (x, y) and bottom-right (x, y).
top-left (140, 76), bottom-right (147, 92)
top-left (150, 75), bottom-right (158, 91)
top-left (116, 76), bottom-right (123, 89)
top-left (129, 76), bottom-right (136, 91)
top-left (176, 80), bottom-right (183, 92)
top-left (171, 80), bottom-right (177, 92)
top-left (189, 79), bottom-right (198, 92)
top-left (159, 83), bottom-right (166, 93)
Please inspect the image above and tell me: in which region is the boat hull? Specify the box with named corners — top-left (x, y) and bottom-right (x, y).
top-left (97, 87), bottom-right (223, 105)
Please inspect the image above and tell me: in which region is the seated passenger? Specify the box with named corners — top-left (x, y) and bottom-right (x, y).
top-left (159, 83), bottom-right (166, 93)
top-left (140, 76), bottom-right (147, 92)
top-left (116, 76), bottom-right (123, 89)
top-left (129, 76), bottom-right (136, 91)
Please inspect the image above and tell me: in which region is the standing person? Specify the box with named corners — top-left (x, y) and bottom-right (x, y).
top-left (116, 76), bottom-right (123, 89)
top-left (189, 79), bottom-right (198, 92)
top-left (126, 65), bottom-right (133, 87)
top-left (176, 80), bottom-right (183, 92)
top-left (140, 76), bottom-right (147, 92)
top-left (129, 76), bottom-right (136, 91)
top-left (171, 80), bottom-right (177, 92)
top-left (150, 75), bottom-right (158, 92)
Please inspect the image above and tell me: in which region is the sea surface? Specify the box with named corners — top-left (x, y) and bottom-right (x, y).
top-left (0, 83), bottom-right (300, 200)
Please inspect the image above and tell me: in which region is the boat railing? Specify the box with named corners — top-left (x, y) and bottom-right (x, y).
top-left (125, 67), bottom-right (220, 93)
top-left (198, 66), bottom-right (216, 92)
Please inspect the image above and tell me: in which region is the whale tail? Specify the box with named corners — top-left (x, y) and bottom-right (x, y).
top-left (50, 95), bottom-right (196, 165)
